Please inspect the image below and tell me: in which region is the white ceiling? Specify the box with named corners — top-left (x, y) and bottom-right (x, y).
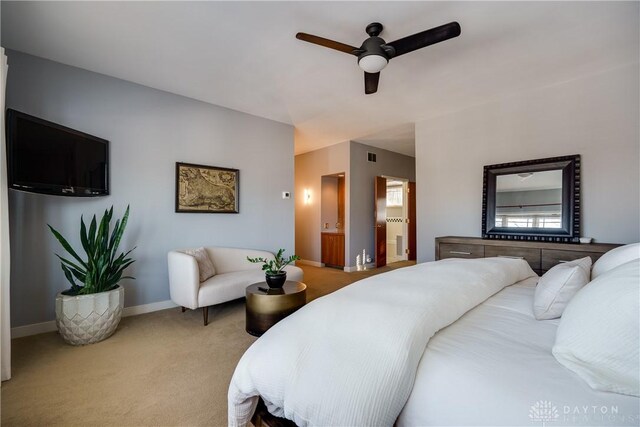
top-left (2, 2), bottom-right (638, 156)
top-left (353, 123), bottom-right (415, 157)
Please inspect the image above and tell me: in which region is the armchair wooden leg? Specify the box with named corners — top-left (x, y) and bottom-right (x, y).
top-left (203, 306), bottom-right (209, 326)
top-left (181, 306), bottom-right (186, 313)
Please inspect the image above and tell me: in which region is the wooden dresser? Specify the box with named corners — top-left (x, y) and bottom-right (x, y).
top-left (436, 236), bottom-right (619, 275)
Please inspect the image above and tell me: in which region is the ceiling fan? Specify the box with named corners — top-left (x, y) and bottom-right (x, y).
top-left (296, 21), bottom-right (461, 94)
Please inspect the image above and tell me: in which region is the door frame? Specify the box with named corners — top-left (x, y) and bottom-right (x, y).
top-left (408, 181), bottom-right (417, 261)
top-left (374, 176), bottom-right (387, 268)
top-left (375, 175), bottom-right (417, 267)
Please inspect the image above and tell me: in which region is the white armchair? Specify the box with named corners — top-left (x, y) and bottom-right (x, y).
top-left (168, 247), bottom-right (303, 325)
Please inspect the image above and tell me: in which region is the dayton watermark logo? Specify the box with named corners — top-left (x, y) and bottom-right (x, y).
top-left (529, 401), bottom-right (633, 425)
top-left (529, 400), bottom-right (559, 426)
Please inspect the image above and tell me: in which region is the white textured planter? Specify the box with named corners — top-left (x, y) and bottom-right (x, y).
top-left (55, 286), bottom-right (124, 346)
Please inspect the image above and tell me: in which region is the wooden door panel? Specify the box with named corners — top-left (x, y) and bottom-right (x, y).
top-left (408, 182), bottom-right (417, 261)
top-left (375, 176), bottom-right (386, 268)
top-left (321, 233), bottom-right (345, 267)
top-left (334, 234), bottom-right (345, 267)
top-left (321, 234), bottom-right (329, 265)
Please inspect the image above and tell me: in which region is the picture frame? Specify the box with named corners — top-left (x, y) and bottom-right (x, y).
top-left (175, 162), bottom-right (239, 213)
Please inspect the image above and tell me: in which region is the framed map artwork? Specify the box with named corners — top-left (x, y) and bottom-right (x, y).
top-left (175, 162), bottom-right (239, 213)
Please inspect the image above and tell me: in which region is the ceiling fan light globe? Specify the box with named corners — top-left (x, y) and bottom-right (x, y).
top-left (358, 54), bottom-right (388, 73)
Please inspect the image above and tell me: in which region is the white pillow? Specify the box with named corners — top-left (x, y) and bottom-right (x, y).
top-left (534, 256), bottom-right (592, 320)
top-left (183, 247), bottom-right (216, 282)
top-left (591, 242), bottom-right (640, 279)
top-left (552, 259), bottom-right (639, 396)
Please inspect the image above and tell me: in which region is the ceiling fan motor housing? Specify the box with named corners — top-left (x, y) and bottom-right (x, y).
top-left (358, 37), bottom-right (390, 60)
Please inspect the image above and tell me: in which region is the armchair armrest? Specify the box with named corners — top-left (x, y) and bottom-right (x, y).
top-left (168, 251), bottom-right (200, 309)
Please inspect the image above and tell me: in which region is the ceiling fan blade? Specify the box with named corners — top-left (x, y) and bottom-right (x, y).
top-left (296, 32), bottom-right (358, 55)
top-left (365, 72), bottom-right (380, 94)
top-left (387, 22), bottom-right (461, 58)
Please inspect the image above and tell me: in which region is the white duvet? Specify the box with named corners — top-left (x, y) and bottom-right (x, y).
top-left (397, 277), bottom-right (640, 426)
top-left (228, 258), bottom-right (536, 426)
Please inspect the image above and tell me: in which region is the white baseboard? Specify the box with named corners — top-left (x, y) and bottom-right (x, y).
top-left (11, 299), bottom-right (178, 339)
top-left (343, 262), bottom-right (375, 273)
top-left (296, 259), bottom-right (324, 268)
top-left (122, 299), bottom-right (177, 317)
top-left (11, 320), bottom-right (57, 338)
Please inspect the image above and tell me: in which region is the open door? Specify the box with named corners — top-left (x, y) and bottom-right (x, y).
top-left (408, 181), bottom-right (417, 261)
top-left (375, 176), bottom-right (387, 268)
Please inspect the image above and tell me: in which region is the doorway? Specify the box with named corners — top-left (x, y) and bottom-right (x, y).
top-left (320, 173), bottom-right (346, 268)
top-left (375, 176), bottom-right (417, 268)
top-left (385, 179), bottom-right (408, 263)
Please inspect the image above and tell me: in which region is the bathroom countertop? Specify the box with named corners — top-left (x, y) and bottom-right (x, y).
top-left (321, 229), bottom-right (344, 234)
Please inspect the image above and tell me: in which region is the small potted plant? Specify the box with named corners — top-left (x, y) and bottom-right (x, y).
top-left (247, 249), bottom-right (300, 288)
top-left (48, 206), bottom-right (135, 345)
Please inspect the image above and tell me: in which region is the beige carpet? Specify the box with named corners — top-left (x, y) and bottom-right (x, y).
top-left (1, 261), bottom-right (413, 427)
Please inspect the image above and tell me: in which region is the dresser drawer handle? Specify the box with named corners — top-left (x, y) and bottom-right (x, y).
top-left (498, 255), bottom-right (524, 260)
top-left (449, 251), bottom-right (472, 255)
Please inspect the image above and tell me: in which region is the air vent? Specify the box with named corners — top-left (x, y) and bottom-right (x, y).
top-left (367, 152), bottom-right (377, 162)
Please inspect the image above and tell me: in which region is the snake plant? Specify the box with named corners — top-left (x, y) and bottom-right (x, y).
top-left (48, 206), bottom-right (136, 296)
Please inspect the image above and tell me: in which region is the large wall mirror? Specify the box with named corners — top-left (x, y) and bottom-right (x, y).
top-left (482, 155), bottom-right (580, 242)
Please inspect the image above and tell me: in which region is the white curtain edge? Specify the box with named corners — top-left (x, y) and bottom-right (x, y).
top-left (1, 47), bottom-right (12, 381)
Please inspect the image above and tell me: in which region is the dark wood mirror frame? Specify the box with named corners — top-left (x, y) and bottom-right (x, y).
top-left (482, 155), bottom-right (581, 243)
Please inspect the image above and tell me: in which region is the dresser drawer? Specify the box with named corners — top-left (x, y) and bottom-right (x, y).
top-left (485, 246), bottom-right (541, 271)
top-left (542, 249), bottom-right (604, 271)
top-left (439, 243), bottom-right (484, 259)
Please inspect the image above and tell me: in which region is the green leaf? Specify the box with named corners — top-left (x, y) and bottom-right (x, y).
top-left (111, 206), bottom-right (129, 257)
top-left (67, 267), bottom-right (87, 283)
top-left (60, 263), bottom-right (76, 288)
top-left (48, 225), bottom-right (87, 268)
top-left (97, 210), bottom-right (110, 254)
top-left (108, 219), bottom-right (121, 256)
top-left (88, 215), bottom-right (97, 248)
top-left (80, 215), bottom-right (92, 256)
top-left (247, 256), bottom-right (267, 264)
top-left (56, 254), bottom-right (86, 273)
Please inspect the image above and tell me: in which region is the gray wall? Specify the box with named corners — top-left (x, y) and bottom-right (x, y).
top-left (294, 142), bottom-right (349, 264)
top-left (416, 63), bottom-right (640, 262)
top-left (349, 142), bottom-right (415, 266)
top-left (6, 51), bottom-right (295, 327)
top-left (320, 176), bottom-right (338, 230)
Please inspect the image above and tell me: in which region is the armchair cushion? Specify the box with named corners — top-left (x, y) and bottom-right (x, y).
top-left (206, 247), bottom-right (274, 275)
top-left (183, 247), bottom-right (216, 282)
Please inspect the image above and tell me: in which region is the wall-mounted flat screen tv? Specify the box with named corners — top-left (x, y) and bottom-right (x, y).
top-left (6, 109), bottom-right (109, 197)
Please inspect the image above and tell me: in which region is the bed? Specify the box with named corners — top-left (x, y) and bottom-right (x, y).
top-left (398, 277), bottom-right (638, 426)
top-left (228, 256), bottom-right (639, 426)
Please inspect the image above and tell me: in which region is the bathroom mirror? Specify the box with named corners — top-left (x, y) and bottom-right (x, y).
top-left (482, 155), bottom-right (580, 242)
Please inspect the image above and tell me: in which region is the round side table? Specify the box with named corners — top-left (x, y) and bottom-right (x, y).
top-left (245, 281), bottom-right (306, 337)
